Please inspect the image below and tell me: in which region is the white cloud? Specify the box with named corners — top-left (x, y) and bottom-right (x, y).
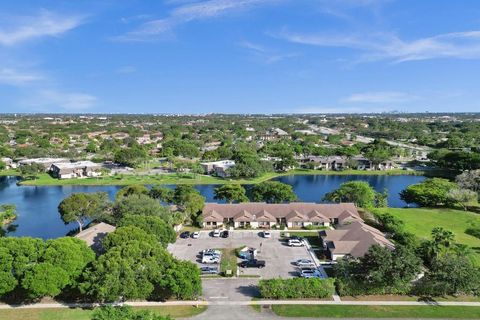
top-left (116, 0), bottom-right (281, 41)
top-left (275, 30), bottom-right (480, 63)
top-left (25, 90), bottom-right (97, 111)
top-left (341, 91), bottom-right (418, 103)
top-left (0, 10), bottom-right (85, 46)
top-left (238, 40), bottom-right (298, 63)
top-left (0, 68), bottom-right (44, 86)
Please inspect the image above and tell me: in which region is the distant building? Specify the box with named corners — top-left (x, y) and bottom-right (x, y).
top-left (1, 157), bottom-right (16, 169)
top-left (259, 128), bottom-right (290, 141)
top-left (18, 158), bottom-right (70, 171)
top-left (50, 161), bottom-right (102, 179)
top-left (75, 222), bottom-right (116, 255)
top-left (200, 160), bottom-right (235, 178)
top-left (304, 156), bottom-right (346, 170)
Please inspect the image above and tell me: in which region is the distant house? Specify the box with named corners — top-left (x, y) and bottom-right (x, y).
top-left (50, 161), bottom-right (102, 179)
top-left (304, 156), bottom-right (346, 170)
top-left (259, 128), bottom-right (290, 141)
top-left (1, 157), bottom-right (16, 169)
top-left (319, 221), bottom-right (394, 260)
top-left (351, 156), bottom-right (394, 170)
top-left (201, 202), bottom-right (360, 229)
top-left (18, 158), bottom-right (70, 171)
top-left (75, 222), bottom-right (116, 255)
top-left (200, 160), bottom-right (235, 178)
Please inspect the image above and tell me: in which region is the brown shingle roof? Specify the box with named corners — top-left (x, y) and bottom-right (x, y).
top-left (202, 202), bottom-right (359, 221)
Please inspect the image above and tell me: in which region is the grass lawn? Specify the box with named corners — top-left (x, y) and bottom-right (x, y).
top-left (220, 248), bottom-right (238, 277)
top-left (284, 231), bottom-right (322, 248)
top-left (0, 305), bottom-right (207, 320)
top-left (271, 305), bottom-right (480, 318)
top-left (341, 294), bottom-right (480, 302)
top-left (15, 169), bottom-right (420, 186)
top-left (373, 207), bottom-right (480, 251)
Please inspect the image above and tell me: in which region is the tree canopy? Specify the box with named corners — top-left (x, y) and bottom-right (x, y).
top-left (213, 184), bottom-right (248, 203)
top-left (250, 181), bottom-right (297, 203)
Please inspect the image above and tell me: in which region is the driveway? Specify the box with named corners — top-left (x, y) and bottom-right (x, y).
top-left (168, 230), bottom-right (312, 278)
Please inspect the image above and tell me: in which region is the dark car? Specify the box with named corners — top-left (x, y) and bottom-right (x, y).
top-left (179, 231), bottom-right (190, 239)
top-left (200, 266), bottom-right (218, 274)
top-left (239, 259), bottom-right (266, 269)
top-left (290, 235), bottom-right (303, 241)
top-left (221, 230), bottom-right (229, 238)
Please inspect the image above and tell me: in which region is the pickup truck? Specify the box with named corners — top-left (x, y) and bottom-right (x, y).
top-left (239, 259), bottom-right (266, 269)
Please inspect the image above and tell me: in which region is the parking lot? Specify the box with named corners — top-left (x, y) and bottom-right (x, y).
top-left (167, 230), bottom-right (313, 278)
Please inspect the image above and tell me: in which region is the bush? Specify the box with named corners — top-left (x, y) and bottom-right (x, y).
top-left (465, 227), bottom-right (480, 239)
top-left (258, 278), bottom-right (335, 299)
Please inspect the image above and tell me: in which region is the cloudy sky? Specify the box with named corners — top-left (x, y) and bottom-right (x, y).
top-left (1, 0), bottom-right (480, 113)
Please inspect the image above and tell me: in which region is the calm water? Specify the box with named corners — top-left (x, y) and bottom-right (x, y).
top-left (0, 174), bottom-right (424, 239)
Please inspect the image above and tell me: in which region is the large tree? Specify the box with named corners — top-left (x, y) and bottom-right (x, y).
top-left (400, 178), bottom-right (457, 207)
top-left (324, 181), bottom-right (381, 208)
top-left (119, 215), bottom-right (176, 247)
top-left (214, 184), bottom-right (248, 203)
top-left (447, 188), bottom-right (477, 211)
top-left (58, 192), bottom-right (110, 232)
top-left (115, 184), bottom-right (149, 200)
top-left (250, 181), bottom-right (297, 203)
top-left (149, 185), bottom-right (174, 203)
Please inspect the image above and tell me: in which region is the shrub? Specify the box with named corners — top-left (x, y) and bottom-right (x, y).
top-left (258, 278), bottom-right (335, 299)
top-left (465, 227), bottom-right (480, 239)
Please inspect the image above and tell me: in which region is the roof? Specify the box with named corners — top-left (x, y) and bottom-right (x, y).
top-left (75, 222), bottom-right (116, 254)
top-left (321, 221), bottom-right (394, 258)
top-left (203, 202), bottom-right (359, 221)
top-left (51, 161), bottom-right (101, 169)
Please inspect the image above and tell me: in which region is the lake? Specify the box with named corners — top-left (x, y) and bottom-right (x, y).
top-left (0, 174), bottom-right (425, 239)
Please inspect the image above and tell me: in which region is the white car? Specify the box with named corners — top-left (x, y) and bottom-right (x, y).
top-left (202, 249), bottom-right (221, 255)
top-left (212, 229), bottom-right (221, 237)
top-left (288, 239), bottom-right (304, 247)
top-left (202, 255), bottom-right (220, 264)
top-left (295, 259), bottom-right (314, 267)
top-left (262, 231), bottom-right (271, 238)
top-left (192, 231), bottom-right (200, 239)
top-left (300, 269), bottom-right (322, 278)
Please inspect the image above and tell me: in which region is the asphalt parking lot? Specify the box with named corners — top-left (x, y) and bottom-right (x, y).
top-left (167, 230), bottom-right (313, 278)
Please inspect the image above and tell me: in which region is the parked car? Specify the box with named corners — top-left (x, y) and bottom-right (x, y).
top-left (239, 259), bottom-right (266, 269)
top-left (202, 249), bottom-right (221, 255)
top-left (300, 269), bottom-right (322, 278)
top-left (212, 229), bottom-right (221, 237)
top-left (180, 231), bottom-right (190, 239)
top-left (200, 266), bottom-right (218, 274)
top-left (294, 259), bottom-right (314, 267)
top-left (192, 231), bottom-right (200, 239)
top-left (221, 230), bottom-right (229, 238)
top-left (202, 255), bottom-right (220, 264)
top-left (288, 239), bottom-right (304, 247)
top-left (262, 230), bottom-right (271, 238)
top-left (290, 235), bottom-right (303, 241)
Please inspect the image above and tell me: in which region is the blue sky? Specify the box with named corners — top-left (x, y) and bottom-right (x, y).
top-left (1, 0), bottom-right (480, 114)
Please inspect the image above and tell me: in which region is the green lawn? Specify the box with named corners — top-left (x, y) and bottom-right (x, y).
top-left (220, 248), bottom-right (238, 277)
top-left (0, 305), bottom-right (207, 320)
top-left (13, 169), bottom-right (420, 186)
top-left (373, 207), bottom-right (480, 264)
top-left (271, 305), bottom-right (480, 318)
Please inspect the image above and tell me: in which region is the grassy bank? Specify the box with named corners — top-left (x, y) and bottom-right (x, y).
top-left (271, 305), bottom-right (480, 318)
top-left (13, 168), bottom-right (421, 186)
top-left (0, 305), bottom-right (207, 320)
top-left (373, 207), bottom-right (480, 264)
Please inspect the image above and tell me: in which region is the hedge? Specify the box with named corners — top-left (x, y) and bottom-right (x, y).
top-left (259, 278), bottom-right (335, 299)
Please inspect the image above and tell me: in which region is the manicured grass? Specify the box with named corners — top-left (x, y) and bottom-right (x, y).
top-left (271, 305), bottom-right (480, 318)
top-left (0, 305), bottom-right (206, 320)
top-left (0, 169), bottom-right (19, 176)
top-left (220, 248), bottom-right (238, 277)
top-left (374, 207), bottom-right (480, 264)
top-left (284, 231), bottom-right (322, 248)
top-left (341, 295), bottom-right (480, 302)
top-left (15, 169), bottom-right (421, 186)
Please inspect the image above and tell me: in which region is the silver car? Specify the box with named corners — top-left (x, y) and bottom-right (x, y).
top-left (295, 259), bottom-right (314, 267)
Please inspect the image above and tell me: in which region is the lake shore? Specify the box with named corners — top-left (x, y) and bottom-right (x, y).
top-left (10, 169), bottom-right (423, 186)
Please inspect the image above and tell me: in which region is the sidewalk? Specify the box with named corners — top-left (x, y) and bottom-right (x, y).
top-left (2, 299), bottom-right (480, 309)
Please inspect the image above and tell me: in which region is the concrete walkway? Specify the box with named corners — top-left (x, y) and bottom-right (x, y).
top-left (2, 299), bottom-right (480, 309)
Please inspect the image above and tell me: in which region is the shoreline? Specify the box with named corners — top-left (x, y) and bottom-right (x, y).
top-left (6, 169), bottom-right (424, 187)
